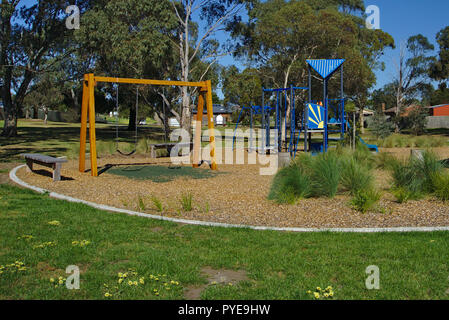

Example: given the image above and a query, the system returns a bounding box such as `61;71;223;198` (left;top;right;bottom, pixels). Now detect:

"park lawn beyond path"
0;184;449;300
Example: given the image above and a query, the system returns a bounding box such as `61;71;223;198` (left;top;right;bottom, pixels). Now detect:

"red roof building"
426;104;449;116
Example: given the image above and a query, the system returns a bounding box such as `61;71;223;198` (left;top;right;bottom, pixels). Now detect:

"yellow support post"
205;80;217;170
78;74;216;177
79;75;89;173
88;73;98;177
193;91;205;168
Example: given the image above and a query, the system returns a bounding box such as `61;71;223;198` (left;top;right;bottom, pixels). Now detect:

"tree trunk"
359;108;365;134
2;101;19;137
180;85;192;135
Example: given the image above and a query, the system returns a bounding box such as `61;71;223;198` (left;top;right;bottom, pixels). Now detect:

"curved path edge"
9;165;449;233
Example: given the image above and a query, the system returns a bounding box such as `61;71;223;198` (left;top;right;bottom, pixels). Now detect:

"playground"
6;59;449;230
10;145;449;229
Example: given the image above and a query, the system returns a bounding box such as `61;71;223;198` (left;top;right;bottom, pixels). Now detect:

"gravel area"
14;149;449;229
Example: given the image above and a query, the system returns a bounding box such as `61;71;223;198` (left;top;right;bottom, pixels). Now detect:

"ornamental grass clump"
389;151;443;197
340;157;374;196
310;152;341;198
432;172;449;202
351;189;382;213
268;165;312;204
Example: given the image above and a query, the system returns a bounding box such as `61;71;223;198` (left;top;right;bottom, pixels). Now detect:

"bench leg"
26;159;33;172
53;163;62;182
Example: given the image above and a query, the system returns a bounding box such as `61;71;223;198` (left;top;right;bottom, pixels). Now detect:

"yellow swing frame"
79;73;217;177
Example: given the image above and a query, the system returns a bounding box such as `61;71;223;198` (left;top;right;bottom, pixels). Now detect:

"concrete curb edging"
9;165;449;233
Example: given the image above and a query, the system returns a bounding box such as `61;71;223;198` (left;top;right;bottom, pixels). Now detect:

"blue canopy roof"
306;59;345;79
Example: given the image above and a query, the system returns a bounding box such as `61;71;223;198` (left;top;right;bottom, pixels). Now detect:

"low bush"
351;189;382;213
388;150;443;197
391;187;422;204
268;165;312;204
432;172;449;201
340;158;374;195
310;152;341;198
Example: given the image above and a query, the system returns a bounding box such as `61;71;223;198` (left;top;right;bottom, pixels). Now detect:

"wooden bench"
22;154;68;181
149;143;193;158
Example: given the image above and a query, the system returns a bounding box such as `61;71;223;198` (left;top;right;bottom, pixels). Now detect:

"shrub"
414;151;443;192
404;106;428;136
310;152;341;198
369;112;394;139
389;151;442;195
268;165;312;204
391;187;422;204
351;189;381;213
432;172;449;201
340;158;374;195
389;158;423;194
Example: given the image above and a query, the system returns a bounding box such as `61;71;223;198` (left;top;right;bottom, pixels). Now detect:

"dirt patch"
150;227;164;233
0;162;18;185
184;266;249;300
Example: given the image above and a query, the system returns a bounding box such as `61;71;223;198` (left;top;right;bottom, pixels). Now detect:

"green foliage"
340;158;374;196
432;172;449;201
404;106;428;136
310;152;341;198
268;165;312;204
391;187;421;204
369;111;394;139
137;195;146;212
389;151;443;196
351;189;382;213
150;196;164;212
180;193;193;212
430;26;449;81
377;134;447;148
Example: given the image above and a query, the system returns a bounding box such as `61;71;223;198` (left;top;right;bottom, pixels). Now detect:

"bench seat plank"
22;154;67;181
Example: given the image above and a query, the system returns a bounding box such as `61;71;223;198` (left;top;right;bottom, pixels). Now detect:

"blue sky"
18;0;449;93
213;0;449;92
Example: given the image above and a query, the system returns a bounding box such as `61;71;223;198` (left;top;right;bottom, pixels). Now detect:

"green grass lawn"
1;183;449;300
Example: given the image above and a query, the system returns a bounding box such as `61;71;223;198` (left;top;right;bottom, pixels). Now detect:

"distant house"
384;105;420;117
192;104;234;126
426;104;449;116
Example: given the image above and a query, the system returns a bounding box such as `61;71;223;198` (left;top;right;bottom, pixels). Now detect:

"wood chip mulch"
14;148;449;229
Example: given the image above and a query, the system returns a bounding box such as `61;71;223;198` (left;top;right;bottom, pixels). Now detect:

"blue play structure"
233;59;353;156
359;137;379;153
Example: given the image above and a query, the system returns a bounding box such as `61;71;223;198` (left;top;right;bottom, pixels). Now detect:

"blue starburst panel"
307;103;325;130
306;59;345;79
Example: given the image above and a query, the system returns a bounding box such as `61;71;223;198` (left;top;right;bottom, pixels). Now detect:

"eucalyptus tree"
169;0;253;134
392;35;434;132
233;0;393;138
0;0;89;136
430;26;449;84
